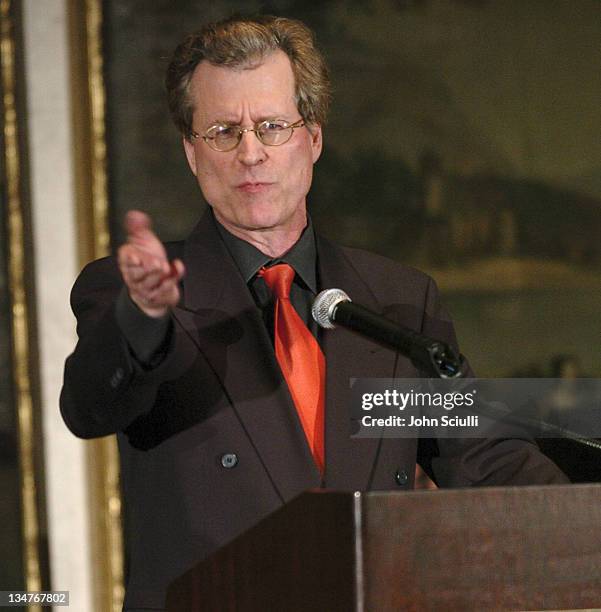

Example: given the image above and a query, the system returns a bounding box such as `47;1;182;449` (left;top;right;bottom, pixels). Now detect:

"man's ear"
309;124;323;164
183;136;198;176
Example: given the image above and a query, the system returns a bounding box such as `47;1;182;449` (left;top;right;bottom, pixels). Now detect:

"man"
60;15;567;610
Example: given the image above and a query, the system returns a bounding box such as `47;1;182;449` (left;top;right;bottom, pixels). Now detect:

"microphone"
312;288;465;378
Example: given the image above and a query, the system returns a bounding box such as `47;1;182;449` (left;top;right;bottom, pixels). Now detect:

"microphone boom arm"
332;301;465;379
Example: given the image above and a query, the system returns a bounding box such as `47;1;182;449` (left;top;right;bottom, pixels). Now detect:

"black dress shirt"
215;213;319;341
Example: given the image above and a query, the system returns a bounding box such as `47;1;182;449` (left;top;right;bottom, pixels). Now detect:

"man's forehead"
191;56;265;87
199;53;265;75
189;51;298;122
191;50;293;86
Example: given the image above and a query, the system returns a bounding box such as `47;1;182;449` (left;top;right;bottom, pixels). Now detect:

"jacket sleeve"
59;256;197;439
417;276;569;486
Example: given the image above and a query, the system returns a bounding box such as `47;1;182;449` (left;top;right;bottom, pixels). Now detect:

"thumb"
125;210;165;254
125;210;153;239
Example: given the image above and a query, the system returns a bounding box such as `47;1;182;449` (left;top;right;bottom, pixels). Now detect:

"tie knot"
260;263;295;299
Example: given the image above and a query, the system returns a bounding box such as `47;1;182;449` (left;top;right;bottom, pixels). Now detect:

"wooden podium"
166;485;601;611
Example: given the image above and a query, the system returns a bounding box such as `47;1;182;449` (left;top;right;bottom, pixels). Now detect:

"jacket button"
395;469;408;486
110;368;125;389
221;453;238;469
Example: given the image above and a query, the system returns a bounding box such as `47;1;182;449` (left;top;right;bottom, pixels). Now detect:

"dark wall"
103;0;601;377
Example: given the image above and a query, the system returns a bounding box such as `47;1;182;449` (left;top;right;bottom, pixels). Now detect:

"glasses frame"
192;118;305;152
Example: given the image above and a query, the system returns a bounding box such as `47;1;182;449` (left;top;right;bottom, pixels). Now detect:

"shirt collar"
213;210;317;293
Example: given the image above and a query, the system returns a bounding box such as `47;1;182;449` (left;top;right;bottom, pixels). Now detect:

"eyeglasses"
192;118;305;152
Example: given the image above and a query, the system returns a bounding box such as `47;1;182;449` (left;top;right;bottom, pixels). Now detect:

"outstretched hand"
117;210;185;318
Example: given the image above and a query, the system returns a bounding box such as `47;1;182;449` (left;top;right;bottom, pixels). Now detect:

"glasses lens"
206;125;240;151
258;120;293;146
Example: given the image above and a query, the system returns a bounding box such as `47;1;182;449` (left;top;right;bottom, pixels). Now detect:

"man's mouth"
236;182;273;193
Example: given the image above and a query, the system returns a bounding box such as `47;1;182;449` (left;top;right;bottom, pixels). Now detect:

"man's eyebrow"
208;117;240;126
208;114;289;126
254;113;292;121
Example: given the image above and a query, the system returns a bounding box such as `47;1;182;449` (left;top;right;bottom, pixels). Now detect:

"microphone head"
312;288;351;329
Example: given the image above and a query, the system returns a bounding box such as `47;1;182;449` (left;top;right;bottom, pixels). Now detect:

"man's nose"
236;130;266;166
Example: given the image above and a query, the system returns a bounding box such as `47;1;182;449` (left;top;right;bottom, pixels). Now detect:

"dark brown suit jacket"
60;211;567;610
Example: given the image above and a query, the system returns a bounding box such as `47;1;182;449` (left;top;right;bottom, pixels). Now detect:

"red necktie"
260;264;325;472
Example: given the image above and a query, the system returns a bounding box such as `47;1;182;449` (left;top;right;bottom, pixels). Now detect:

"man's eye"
215;126;238;138
263;121;286;131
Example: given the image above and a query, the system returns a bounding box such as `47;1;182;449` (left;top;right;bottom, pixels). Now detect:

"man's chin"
216;207;304;234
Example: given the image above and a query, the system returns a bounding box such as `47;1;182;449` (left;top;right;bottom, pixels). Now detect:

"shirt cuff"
115;286;172;365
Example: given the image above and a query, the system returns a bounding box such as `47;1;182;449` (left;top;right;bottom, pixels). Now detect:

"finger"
146;258;182;282
125;251;169;274
123;267;147;284
118;244;166;272
118;244;142;268
147;281;180;307
120;252;164;282
131;260;181;296
137;255;169;275
118;251;145;289
136;268;169;293
169;259;186;280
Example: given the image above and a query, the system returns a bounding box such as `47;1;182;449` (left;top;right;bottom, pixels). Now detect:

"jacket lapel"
317;236;398;490
172;212;320;503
